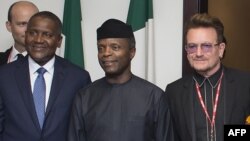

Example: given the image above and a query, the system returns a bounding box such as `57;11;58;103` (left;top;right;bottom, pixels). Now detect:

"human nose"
33;34;43;43
195;46;204;56
103;47;112;56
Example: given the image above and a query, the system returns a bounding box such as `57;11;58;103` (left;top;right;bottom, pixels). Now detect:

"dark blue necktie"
17;54;24;60
33;67;46;128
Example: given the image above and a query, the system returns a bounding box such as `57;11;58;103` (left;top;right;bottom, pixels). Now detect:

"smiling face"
25;16;62;66
186;27;225;77
97;38;135;78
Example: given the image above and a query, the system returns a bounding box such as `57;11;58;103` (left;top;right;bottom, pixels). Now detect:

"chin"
105;69;120;76
102;66;115;73
105;70;116;75
195;67;211;74
192;65;209;72
30;55;44;61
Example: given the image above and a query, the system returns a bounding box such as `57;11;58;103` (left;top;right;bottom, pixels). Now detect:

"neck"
14;43;26;53
106;71;132;84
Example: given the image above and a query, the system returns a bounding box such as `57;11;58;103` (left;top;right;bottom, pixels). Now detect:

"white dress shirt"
29;56;55;110
8;46;27;63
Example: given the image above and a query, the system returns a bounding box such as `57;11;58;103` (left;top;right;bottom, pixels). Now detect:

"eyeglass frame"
185;42;221;54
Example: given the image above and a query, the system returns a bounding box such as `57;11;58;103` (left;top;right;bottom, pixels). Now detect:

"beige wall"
209;0;250;72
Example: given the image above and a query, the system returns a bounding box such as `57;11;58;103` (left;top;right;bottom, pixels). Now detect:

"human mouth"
193;57;207;61
32;45;46;51
102;60;116;66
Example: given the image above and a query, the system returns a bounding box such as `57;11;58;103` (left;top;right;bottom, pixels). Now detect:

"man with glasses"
165;13;250;141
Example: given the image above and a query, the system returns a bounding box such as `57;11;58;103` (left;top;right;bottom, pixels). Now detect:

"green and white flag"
62;0;84;68
127;0;155;83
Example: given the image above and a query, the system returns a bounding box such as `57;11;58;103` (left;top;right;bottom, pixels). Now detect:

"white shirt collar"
9;46;27;63
28;56;55;75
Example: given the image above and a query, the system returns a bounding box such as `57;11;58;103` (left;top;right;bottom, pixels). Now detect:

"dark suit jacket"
0;47;12;65
0;55;91;141
165;67;250;141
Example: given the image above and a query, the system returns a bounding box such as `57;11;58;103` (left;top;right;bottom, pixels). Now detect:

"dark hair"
184;13;226;44
28;11;62;35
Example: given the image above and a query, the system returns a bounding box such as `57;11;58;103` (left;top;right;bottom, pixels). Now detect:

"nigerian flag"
127;0;155;83
62;0;84;68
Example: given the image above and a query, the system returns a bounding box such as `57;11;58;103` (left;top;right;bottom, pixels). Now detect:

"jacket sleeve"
68;92;87;141
0;92;4;141
155;92;175;141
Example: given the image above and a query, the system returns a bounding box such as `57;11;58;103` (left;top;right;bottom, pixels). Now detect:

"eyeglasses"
185;43;220;54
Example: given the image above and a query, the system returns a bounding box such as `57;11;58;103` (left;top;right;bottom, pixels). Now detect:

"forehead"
187;27;217;43
28;17;56;30
98;38;129;45
11;3;38;19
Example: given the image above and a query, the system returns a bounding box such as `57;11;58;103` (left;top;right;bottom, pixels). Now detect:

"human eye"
201;43;213;51
111;45;120;51
97;45;104;52
201;43;212;48
27;30;36;36
17;22;28;27
186;43;198;51
43;32;53;38
185;43;198;54
186;43;197;49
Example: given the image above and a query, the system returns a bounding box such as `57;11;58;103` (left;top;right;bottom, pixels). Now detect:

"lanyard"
195;72;224;140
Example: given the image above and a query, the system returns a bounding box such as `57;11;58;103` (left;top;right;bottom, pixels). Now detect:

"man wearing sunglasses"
165;13;250;141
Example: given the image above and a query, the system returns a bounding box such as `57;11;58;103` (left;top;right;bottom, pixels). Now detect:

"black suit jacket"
0;47;12;65
0;55;91;141
165;67;250;141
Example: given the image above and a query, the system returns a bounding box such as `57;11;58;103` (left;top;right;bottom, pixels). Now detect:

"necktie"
17;54;24;60
33;67;46;128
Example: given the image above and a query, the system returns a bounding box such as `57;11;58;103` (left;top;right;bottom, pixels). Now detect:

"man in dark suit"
0;1;39;65
0;11;91;141
165;13;250;141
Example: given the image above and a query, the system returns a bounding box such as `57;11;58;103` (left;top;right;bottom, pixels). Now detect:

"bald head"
6;1;39;52
8;1;39;22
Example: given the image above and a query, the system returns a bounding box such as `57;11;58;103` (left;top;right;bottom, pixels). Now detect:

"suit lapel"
223;69;237;124
45;57;66;117
0;47;12;65
14;57;41;130
182;76;197;141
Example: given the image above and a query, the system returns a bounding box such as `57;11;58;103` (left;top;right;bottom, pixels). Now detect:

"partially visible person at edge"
68;18;174;141
165;13;250;141
0;11;91;141
0;1;39;65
